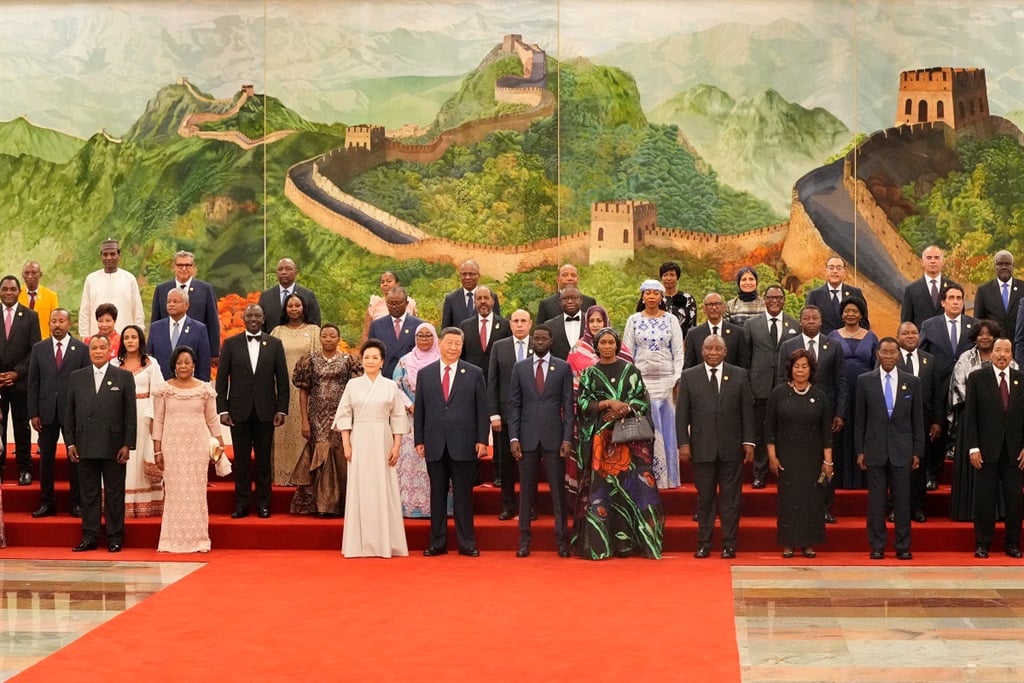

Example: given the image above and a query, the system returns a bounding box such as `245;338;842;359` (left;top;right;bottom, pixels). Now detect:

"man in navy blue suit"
440;259;501;329
507;324;574;557
415;327;489;557
150;251;221;362
147;288;212;381
369;287;424;379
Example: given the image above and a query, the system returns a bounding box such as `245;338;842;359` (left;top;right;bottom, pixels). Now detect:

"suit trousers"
752;398;769;480
426;449;476;550
518;448;567;547
230;410;275;511
78;458;126;544
493;428;517;511
974;445;1024;547
693;458;743;549
924;421;948;483
0;388;32;472
37;423;80;509
867;463;911;552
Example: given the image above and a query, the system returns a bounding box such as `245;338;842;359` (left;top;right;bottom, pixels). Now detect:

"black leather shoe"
493;478;502;488
912;510;927;523
974;545;989;559
802;547;816;559
497;508;515;521
896;550;913;560
108;543;122;553
1006;546;1023;559
72;540;98;552
422;546;448;557
31;506;56;518
869;549;884;560
694;546;711;559
692;513;699;522
256;508;271;519
530;509;538;521
515;545;530;558
70;504;83;518
231;509;249;519
18;471;31;486
925;480;938;491
886;511;895;523
721;547;736;559
751;478;766;489
558;545;572;558
458;547;480;557
824;512;837;524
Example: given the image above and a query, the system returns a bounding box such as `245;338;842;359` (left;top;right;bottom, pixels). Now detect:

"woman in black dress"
766;349;834;558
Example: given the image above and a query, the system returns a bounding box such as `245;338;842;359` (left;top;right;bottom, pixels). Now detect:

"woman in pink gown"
152;346;224;553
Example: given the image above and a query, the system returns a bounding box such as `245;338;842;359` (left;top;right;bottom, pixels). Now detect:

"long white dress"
334;374;409;558
114;357;165;518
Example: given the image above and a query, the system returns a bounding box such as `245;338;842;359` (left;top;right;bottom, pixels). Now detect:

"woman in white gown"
335;338;409;558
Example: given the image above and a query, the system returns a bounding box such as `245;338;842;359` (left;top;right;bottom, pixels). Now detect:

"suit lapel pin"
821;343;828;350
106;380;112;386
459;367;465;374
70;345;76;351
901;384;907;391
725;328;731;334
548;364;555;372
1015;380;1020;386
184;326;190;334
809;397;815;403
723;375;729;381
494;322;500;329
965;323;972;330
262;341;267;346
404;329;410;334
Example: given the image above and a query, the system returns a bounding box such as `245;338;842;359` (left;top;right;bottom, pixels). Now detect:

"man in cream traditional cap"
78;239;145;338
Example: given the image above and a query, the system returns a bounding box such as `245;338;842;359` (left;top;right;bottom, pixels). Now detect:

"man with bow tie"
545;286;585;360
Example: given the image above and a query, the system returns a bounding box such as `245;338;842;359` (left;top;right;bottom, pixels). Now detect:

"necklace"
790;382;810;395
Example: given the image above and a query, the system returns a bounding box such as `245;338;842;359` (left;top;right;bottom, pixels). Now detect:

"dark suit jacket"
805;283;870;334
897;348;943;426
215;332;289;423
369;313;426;379
536;292;596;325
65;364;137;458
0;303;41;390
414;360;489;462
854;368;924;467
918;313;977;385
487;336;534;419
441;289;502;330
544;314;584;361
27;336;90;426
147;316;212;381
962;365;1024;462
740;313;799;400
900;275;960;329
683;321;743;369
676;363;755;463
507;355;574;452
777;335;848;418
459;314;511;382
258;284;322;332
972;277;1024;339
151;279;221;357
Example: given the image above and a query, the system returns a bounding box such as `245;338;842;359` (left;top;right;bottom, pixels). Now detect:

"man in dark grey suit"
150;250;221;361
415;327;489;557
683;292;742;369
216;304;289;518
896;322;944;522
440;259;501;329
507;324;574;558
65;335;137;552
369;287;425;379
677;334;755;559
258;258;322;332
535;264;596;324
855;337;924;560
900;245;959;329
0;274;41;484
804;256;870;334
973;250;1023;339
458;286;510;384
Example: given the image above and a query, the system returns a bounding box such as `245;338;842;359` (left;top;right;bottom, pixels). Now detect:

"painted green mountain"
650;84;850;213
200;93;346;139
0;116;87;164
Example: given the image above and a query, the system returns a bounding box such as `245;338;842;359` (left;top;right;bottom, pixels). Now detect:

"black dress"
765;383;832;547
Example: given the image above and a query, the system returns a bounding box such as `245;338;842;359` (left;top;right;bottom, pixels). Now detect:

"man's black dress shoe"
1005;545;1023;558
530;509;538;521
692;513;699;522
824;512;837;524
886;511;895;523
974;545;989;559
694;546;711;559
256;508;271;519
108;543;122;553
896;549;913;560
70;505;82;518
751;478;766;489
515;545;530;558
558;545;572;558
231;509;249;519
72;540;98;552
493;478;502;488
458;547;480;557
925;480;938;491
912;510;927;523
31;506;56;518
869;549;884;560
18;471;31;486
422;546;448;557
721;547;736;559
497;508;515;521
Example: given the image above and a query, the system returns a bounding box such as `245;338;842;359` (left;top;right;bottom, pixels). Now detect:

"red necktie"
1000;371;1009;411
442;365;451;401
479;318;488;349
55;340;63;370
393;318;402;339
535;358;545;394
3;307;12;339
28;292;36;310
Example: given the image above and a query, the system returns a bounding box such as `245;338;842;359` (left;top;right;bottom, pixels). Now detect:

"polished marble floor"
0;559;203;680
733;566;1024;682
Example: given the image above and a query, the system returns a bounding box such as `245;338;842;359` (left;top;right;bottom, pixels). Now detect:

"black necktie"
712;325;719;336
905;352;914;376
709;367;719;397
769;318;779;347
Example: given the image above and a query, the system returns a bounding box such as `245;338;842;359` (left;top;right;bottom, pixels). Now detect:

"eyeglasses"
174;263;195;269
704;301;724;307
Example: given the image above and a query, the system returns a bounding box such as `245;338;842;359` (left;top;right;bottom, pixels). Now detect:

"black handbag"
610;413;655;444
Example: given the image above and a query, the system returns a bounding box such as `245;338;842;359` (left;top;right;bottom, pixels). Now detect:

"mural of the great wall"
3;2;1024;340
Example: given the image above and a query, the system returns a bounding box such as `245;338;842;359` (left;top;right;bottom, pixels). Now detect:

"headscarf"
578;306;633;362
735;266;760;303
400;322;439;391
639;278;666;294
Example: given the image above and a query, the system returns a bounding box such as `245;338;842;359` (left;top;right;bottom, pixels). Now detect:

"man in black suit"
65;335;137;552
896;322;944;522
415;327;489;557
147;288;212;381
855;337;924;560
536;263;597;323
740;284;800;488
216;304;289;518
962;337;1024;558
28;308;90;517
919;284;976;489
458;286;510;383
258;258;322;332
973;250;1023;339
507;324;574;558
150;250;221;361
368;287;425;379
440;259;501;329
804;256;870;334
677;334;755;559
544;286;585;360
683;292;742;369
488;309;534;518
900;245;960;329
0;274;42;484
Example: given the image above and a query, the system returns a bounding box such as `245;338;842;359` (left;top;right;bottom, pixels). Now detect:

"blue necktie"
949;319;958;353
884;373;894;418
1002;282;1010;312
516;340;525;362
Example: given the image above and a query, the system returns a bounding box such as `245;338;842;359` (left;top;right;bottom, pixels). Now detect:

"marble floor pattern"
0;559;203;680
733;566;1024;682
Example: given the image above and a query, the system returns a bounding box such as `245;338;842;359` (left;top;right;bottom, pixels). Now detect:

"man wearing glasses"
805;256;870;335
150;250;221;362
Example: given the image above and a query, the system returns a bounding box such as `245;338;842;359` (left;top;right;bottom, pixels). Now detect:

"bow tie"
565;315;580;322
247;334;260;342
